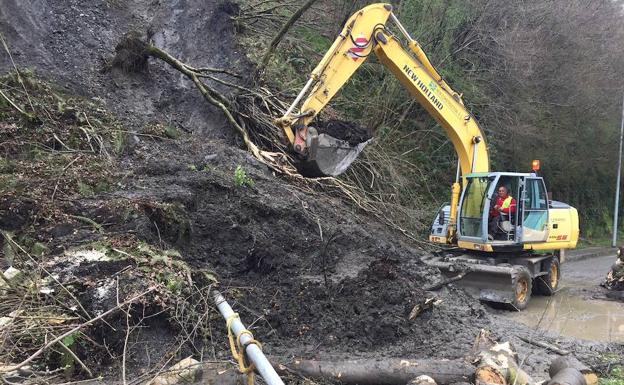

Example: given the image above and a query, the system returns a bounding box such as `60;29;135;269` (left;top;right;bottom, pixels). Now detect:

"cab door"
520;177;549;243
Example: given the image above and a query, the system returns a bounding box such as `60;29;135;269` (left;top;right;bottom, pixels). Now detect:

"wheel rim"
516;279;529;303
550;263;559;289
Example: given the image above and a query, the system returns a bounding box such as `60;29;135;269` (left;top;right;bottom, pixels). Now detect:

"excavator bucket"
423;254;520;306
295;128;371;177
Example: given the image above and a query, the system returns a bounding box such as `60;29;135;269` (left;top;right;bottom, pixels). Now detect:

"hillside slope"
0;1;621;384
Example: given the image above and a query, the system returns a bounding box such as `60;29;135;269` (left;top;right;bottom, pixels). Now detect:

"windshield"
460;176;491;237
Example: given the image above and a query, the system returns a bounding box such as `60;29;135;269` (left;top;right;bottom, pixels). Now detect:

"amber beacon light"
531;159;540;172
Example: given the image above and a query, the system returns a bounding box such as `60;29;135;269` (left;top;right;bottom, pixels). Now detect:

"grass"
577;232;624;249
600;366;624;385
234;165;254;187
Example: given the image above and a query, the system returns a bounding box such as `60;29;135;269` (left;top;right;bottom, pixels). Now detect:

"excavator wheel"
534;257;560;296
509;266;532;311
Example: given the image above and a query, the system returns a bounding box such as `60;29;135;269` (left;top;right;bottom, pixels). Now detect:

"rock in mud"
148;357;201;385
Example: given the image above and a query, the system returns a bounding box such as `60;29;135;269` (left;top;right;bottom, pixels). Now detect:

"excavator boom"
276;3;489;179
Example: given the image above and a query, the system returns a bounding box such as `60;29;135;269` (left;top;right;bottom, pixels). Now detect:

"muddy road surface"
504;252;624;343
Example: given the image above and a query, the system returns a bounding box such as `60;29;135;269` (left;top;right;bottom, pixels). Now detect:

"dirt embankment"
0;1;622;384
0;0;248;139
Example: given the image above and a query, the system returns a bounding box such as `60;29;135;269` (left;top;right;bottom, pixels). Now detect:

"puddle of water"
506;288;624;342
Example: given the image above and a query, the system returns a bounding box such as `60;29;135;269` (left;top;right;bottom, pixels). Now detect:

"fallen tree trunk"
275;358;474;385
113;34;294;176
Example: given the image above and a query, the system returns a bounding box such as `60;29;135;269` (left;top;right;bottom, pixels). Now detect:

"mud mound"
316;119;373;145
0;0;252;138
224;252;491;359
252;257;430;349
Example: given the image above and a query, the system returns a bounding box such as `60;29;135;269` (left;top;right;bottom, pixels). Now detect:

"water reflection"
506;287;624;342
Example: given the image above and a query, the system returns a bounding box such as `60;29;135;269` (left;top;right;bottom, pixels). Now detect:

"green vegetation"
234;165;254;187
164;125;180;139
600;365;624;385
0;71;124;207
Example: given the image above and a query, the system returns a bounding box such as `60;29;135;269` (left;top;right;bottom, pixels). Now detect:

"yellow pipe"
448;181;461;242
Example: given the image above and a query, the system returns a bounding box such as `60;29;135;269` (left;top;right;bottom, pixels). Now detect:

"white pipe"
213;291;285;385
612;93;624;247
284;76;315;117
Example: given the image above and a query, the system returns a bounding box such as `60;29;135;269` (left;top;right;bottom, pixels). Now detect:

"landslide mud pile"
1;1;621;383
111;127;490;359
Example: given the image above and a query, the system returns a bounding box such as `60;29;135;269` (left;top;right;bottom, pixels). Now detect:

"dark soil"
315;119;373;145
0;1;621;384
0;0;250;140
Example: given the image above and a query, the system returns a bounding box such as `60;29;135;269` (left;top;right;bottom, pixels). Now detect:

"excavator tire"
534;256;560;296
509;266;532;311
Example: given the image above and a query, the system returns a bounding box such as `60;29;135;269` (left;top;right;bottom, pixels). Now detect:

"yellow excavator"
275;3;579;309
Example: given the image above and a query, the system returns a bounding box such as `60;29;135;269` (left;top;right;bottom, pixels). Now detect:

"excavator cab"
456;173;549;250
428;172;579;309
431;172;555;249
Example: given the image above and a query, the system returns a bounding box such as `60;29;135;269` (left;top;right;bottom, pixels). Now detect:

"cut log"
549;356;597;385
275;358;473;385
472;331;533;385
549;356;590;377
474;365;506;385
475;346;533;385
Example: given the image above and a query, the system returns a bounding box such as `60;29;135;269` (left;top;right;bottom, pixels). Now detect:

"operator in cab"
488;186;517;240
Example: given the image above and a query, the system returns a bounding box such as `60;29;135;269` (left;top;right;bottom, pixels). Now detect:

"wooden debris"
473;330;533;385
408;297;441;320
149;357;201;385
275;358;473;385
547;367;587;385
518;336;570;356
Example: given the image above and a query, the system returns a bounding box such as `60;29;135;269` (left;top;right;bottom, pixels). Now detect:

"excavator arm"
276;3;490;241
276;3;489;178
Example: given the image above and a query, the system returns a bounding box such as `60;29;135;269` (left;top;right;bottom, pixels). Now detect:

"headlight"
618;248;622;257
